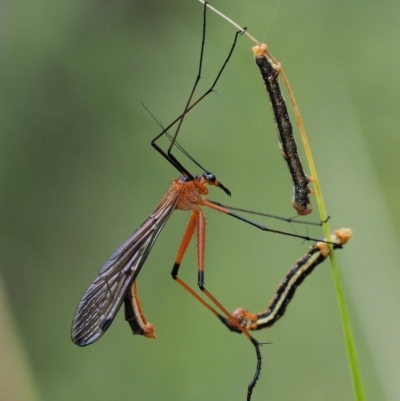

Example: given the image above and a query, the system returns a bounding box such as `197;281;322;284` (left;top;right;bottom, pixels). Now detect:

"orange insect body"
174;176;209;211
71;174;234;346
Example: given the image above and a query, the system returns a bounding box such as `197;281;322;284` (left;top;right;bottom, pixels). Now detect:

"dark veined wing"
71;185;183;346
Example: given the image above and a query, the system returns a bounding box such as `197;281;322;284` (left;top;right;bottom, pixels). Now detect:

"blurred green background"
1;0;399;400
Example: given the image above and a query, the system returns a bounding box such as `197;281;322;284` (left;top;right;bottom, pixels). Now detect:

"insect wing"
71;188;182;346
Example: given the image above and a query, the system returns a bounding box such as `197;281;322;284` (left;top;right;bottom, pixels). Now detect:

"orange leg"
124;280;156;339
171;209;262;400
195;211;258;341
195;211;262;400
171;211;221;317
171;209;257;334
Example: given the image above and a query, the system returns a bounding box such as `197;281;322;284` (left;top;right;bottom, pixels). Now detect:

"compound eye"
203;172;216;183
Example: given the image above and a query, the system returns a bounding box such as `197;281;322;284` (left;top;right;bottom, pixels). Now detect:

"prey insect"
71;3;332;400
217;228;352;332
253;44;312;216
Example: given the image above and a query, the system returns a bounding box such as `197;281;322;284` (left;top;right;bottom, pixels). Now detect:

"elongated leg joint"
171;262;180;279
198;271;205;289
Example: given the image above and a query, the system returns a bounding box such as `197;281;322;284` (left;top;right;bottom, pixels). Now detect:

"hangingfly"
72;174;226;346
71;2;337;400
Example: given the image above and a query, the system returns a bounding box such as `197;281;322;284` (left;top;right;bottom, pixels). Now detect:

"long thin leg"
208;200;325;226
166;2;208;156
151;5;243;179
195;211;262;401
171;211;222;316
151;27;242;175
202;199;333;244
171;210;262;400
124;281;156;339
